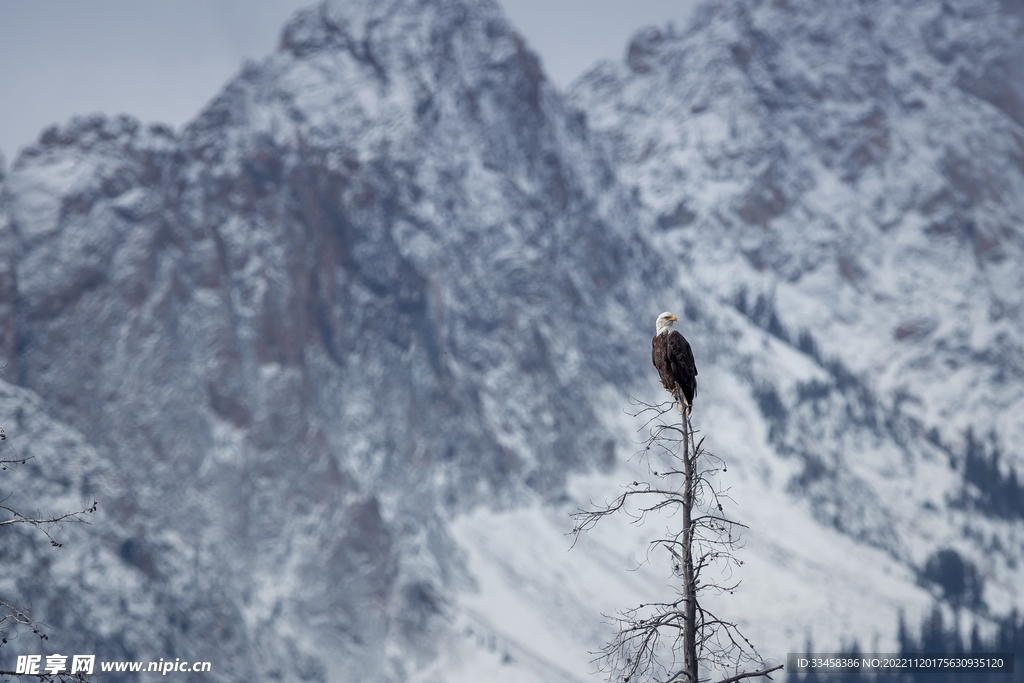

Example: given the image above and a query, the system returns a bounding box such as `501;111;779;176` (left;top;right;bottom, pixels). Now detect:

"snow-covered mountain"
1;0;661;679
570;0;1024;462
1;0;1022;680
569;0;1024;618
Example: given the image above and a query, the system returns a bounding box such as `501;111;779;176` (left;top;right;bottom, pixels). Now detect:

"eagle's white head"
655;311;678;335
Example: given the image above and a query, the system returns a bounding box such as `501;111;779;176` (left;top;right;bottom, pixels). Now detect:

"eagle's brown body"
652;312;698;416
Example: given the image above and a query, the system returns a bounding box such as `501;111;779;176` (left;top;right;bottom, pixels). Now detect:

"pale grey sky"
0;0;697;162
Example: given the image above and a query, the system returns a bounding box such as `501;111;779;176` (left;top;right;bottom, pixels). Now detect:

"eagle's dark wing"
666;330;697;406
653;334;674;391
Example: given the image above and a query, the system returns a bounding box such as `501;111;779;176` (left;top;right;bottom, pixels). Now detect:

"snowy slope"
568;0;1024;631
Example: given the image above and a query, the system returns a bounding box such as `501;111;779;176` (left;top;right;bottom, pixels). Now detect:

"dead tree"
0;416;97;681
572;398;782;683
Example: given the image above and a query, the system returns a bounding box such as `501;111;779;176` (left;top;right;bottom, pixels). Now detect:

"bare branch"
713;664;784;683
0;671;91;683
0;500;97;548
0;456;31;470
572;396;766;683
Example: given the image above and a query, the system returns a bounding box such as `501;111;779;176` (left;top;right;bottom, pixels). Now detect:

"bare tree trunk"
680;409;697;683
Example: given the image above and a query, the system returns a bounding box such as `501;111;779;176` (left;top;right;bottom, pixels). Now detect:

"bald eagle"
652;312;697;416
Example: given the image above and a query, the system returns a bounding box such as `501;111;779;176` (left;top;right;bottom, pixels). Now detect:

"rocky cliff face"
571;0;1024;453
2;0;1024;680
0;155;16;369
570;0;1024;568
1;0;661;679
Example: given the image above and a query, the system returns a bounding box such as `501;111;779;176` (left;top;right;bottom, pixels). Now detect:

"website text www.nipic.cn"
15;654;212;675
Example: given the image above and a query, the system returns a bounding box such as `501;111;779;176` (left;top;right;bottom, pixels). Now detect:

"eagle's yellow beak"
669;315;678;322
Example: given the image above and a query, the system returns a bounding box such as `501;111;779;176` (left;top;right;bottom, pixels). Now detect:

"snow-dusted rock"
570;0;1024;629
2;0;658;680
2;0;1022;680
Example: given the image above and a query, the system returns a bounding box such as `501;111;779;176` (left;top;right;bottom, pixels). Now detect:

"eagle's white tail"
674;389;692;417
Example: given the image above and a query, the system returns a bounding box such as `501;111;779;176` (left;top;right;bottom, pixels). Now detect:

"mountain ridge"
1;0;1022;680
569;0;1024;553
1;0;668;679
